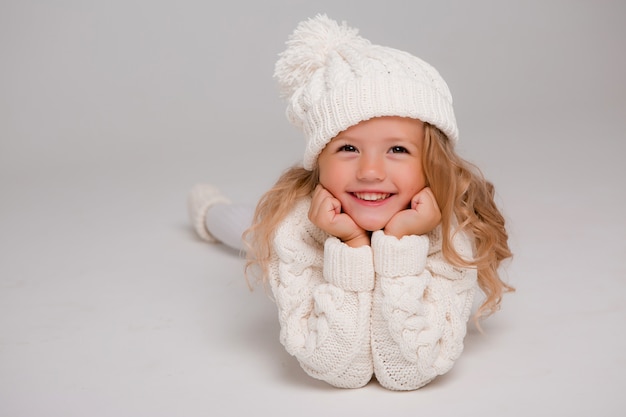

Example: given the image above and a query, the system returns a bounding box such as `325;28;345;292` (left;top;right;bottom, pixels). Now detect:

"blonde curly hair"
243;122;513;320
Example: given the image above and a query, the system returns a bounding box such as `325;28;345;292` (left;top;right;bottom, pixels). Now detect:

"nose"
357;154;386;181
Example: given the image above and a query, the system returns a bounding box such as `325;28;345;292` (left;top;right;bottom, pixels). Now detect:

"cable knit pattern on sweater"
370;229;476;390
269;197;477;390
270;198;374;388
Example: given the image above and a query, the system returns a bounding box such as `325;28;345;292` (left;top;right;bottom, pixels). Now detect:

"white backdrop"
1;1;625;416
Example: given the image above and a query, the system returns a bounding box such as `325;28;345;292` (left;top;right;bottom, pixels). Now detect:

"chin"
356;219;389;233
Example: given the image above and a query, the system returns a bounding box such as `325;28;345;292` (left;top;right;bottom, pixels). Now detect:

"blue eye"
390;146;409;153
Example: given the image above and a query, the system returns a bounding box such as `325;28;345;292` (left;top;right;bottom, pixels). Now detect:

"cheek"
318;161;344;190
318;168;331;189
401;165;427;193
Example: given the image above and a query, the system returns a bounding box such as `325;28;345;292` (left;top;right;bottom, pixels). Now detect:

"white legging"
205;202;255;253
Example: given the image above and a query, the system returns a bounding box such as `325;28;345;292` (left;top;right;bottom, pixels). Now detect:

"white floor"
2;1;625;416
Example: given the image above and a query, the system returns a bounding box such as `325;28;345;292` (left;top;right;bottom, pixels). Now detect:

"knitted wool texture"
269;199;477;390
274;14;458;170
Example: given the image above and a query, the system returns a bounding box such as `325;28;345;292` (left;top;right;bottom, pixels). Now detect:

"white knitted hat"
275;14;458;170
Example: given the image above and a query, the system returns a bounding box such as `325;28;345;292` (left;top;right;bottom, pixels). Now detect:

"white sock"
205;203;254;253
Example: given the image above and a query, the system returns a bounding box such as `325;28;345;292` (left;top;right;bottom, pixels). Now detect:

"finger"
309;185;327;220
312;184;324;203
330;197;342;215
314;186;341;216
318;193;341;221
422;187;441;212
411;189;427;210
411;194;420;210
414;187;435;206
421;186;434;201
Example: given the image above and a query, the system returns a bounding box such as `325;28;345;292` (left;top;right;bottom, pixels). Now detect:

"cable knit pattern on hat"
268;198;477;390
274;14;458;170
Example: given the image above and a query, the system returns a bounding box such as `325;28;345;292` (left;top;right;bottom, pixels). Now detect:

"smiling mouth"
352;192;391;201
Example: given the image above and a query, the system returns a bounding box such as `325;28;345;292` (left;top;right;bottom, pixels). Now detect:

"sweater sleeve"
268;202;375;388
370;228;477;391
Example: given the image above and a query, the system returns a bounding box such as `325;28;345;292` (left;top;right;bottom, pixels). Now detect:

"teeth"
354;193;390;201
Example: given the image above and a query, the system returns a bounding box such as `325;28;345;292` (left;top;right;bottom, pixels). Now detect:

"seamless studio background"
1;0;625;416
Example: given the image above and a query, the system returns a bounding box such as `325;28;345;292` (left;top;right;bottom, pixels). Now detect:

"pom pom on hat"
275;15;368;104
275;14;459;170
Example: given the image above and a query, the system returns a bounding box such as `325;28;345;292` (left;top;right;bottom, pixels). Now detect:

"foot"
187;184;231;242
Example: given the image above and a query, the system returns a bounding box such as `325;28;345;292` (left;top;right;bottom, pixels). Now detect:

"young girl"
188;14;513;391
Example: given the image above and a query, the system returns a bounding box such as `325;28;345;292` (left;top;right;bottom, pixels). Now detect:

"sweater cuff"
372;230;429;278
323;237;375;292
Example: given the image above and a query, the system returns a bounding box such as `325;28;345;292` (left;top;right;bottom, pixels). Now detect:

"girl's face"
317;116;427;232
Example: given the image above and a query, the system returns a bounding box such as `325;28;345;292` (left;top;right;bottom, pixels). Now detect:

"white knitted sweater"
268;197;477;390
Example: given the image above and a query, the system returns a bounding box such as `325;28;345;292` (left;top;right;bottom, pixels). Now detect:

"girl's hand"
384;187;441;239
309;185;370;247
